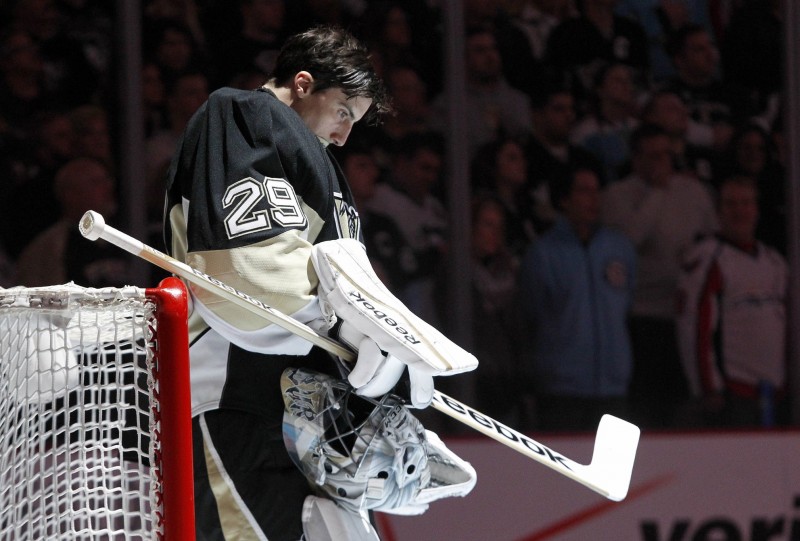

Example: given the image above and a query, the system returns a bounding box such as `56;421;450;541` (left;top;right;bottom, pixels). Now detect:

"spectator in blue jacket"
518;166;636;431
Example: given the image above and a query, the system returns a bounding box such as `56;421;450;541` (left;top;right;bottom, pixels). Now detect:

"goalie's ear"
294;71;315;98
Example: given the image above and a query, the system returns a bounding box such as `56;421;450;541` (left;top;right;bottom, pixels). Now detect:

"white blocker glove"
310;239;478;408
331;317;436;407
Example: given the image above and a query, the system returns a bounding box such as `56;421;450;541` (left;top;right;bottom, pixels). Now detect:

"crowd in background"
0;0;790;433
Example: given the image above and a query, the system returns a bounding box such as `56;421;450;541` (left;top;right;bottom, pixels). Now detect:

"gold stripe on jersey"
180;202;325;333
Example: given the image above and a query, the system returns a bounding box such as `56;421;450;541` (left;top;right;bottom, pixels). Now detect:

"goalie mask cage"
0;277;194;540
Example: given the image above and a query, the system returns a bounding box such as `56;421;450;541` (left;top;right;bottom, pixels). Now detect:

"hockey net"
0;278;194;540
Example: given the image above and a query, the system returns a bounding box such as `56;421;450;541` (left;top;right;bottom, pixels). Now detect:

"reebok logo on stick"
433;393;572;470
347;290;421;345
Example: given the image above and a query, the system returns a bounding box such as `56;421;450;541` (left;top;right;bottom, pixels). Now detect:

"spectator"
143;0;207;51
351;63;435;169
57;0;114;94
356;2;425;77
209;0;289;88
143;17;204;83
571;62;639;183
639;89;716;184
602;123;717;428
471;135;537;257
718;122;786;253
430;26;532;158
519;166;636;431
0;28;55;142
0;110;75;258
510;0;577;62
464;0;544;96
382;63;433;140
721;0;783;120
545;0;649;114
470;195;524;426
69;103;113;166
676;175;788;427
523;81;602;234
659;23;754;154
11;0;102;107
329;137;411;293
365;132;448;326
145;69;209;220
142;61;167;137
12;109;75;190
15;157;127;287
615;0;712;83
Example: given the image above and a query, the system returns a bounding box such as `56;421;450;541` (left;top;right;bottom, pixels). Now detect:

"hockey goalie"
166;222;479;539
161;24;478;539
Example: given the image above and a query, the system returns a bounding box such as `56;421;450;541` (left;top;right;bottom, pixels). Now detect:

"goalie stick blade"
430;393;640;501
78;211;642;501
584;414;640;501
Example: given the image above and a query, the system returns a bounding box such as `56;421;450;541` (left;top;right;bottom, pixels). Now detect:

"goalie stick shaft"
78;211;350;358
79;210;640;501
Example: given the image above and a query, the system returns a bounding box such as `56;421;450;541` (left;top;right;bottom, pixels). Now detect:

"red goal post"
0;277;194;540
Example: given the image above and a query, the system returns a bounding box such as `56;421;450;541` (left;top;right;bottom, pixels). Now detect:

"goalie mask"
280;367;476;515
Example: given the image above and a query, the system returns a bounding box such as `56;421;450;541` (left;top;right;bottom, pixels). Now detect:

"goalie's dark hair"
270;25;392;125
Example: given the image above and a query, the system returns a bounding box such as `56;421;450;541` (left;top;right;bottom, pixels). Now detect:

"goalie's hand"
333;320;434;408
311;238;478;408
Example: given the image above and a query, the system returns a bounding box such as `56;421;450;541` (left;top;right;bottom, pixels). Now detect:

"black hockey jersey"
164;87;361;428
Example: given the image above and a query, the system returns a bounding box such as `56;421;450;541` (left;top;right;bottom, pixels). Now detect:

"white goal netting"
0;283;178;540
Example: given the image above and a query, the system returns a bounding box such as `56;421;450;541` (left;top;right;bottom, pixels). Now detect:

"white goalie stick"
79;210;640;501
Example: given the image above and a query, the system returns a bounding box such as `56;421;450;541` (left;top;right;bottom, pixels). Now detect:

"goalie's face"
292;72;372;147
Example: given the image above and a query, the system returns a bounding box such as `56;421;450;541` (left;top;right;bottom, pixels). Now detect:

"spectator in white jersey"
676;175;788;427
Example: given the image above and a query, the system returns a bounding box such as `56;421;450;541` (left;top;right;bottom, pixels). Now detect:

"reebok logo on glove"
348;290;421;345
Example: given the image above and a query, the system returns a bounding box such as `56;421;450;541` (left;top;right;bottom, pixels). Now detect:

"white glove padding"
335;318;434;407
311;239;478;405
